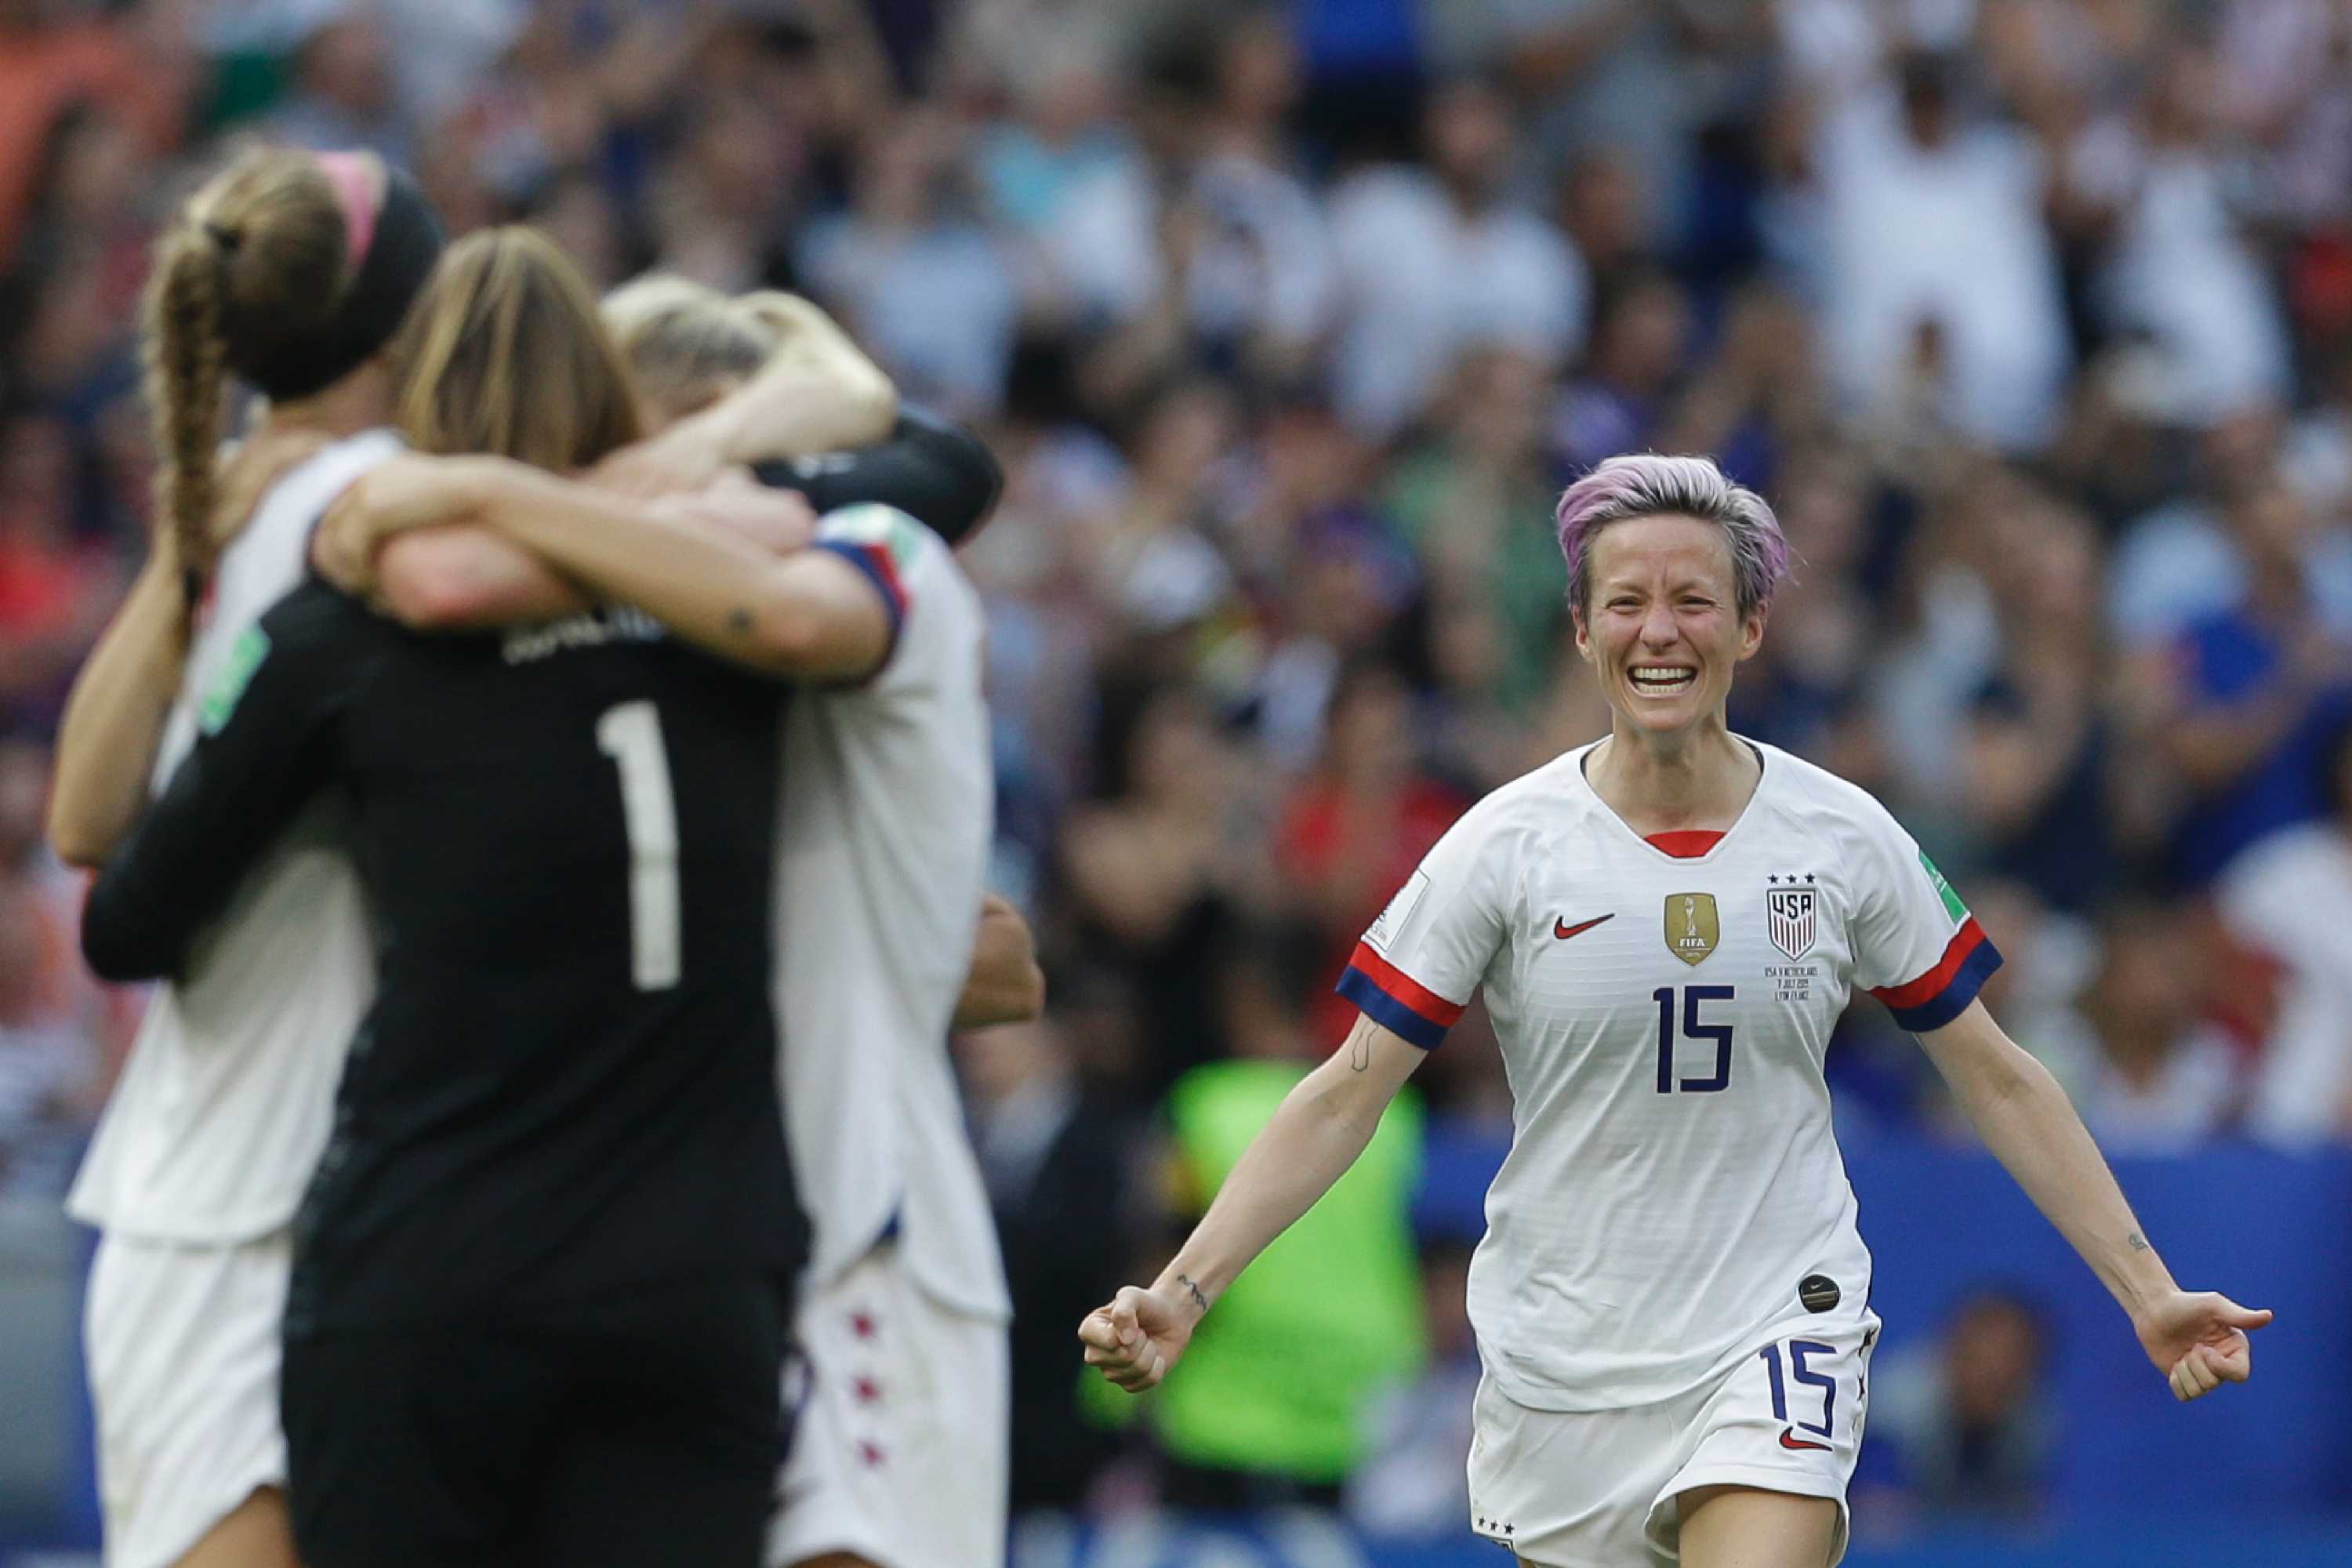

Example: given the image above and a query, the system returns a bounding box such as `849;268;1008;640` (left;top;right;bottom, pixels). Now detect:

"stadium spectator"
1144;942;1425;1510
1327;76;1585;437
0;731;103;1186
265;5;416;168
2137;477;2352;885
801;112;1022;416
2216;717;2352;1145
1276;663;1467;1047
1342;1240;1479;1541
1865;1291;2057;1523
963;1011;1133;1512
1062;684;1265;1101
0;412;115;732
1549;264;1691;475
1958;493;2119;915
1810;50;2073;452
2071;901;2245;1152
974;22;1163;332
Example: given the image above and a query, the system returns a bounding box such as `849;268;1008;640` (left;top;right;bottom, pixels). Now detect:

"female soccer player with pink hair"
1082;452;2269;1568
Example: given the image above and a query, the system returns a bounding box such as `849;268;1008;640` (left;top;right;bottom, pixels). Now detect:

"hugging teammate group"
58;147;1033;1568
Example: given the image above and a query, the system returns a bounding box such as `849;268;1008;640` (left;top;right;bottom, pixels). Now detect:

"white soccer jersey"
1339;740;1998;1411
775;504;1010;1319
67;431;401;1243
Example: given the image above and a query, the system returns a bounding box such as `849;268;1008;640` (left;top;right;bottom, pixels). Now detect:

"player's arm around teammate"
1080;1011;1425;1387
1912;998;2270;1400
590;287;898;498
339;285;906;628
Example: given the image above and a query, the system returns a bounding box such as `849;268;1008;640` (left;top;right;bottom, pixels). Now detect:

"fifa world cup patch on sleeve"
199;626;271;735
1366;869;1430;954
1917;848;1969;925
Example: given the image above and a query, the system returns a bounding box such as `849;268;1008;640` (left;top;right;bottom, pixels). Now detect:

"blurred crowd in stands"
4;0;2352;1542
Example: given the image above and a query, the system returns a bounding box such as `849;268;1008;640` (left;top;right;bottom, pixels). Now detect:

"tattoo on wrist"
1175;1272;1211;1316
2127;1231;2151;1254
727;608;753;637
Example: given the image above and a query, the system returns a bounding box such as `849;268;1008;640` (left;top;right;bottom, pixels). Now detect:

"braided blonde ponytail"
138;149;350;637
140;215;230;637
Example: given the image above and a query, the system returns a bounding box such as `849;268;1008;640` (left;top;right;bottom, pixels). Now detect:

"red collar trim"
1645;829;1726;858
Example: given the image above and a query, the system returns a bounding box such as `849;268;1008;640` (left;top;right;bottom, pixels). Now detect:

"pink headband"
314;151;379;269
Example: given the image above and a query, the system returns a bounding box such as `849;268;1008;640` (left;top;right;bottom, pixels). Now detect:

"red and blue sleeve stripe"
1867;916;2002;1033
1335;941;1466;1050
815;539;909;677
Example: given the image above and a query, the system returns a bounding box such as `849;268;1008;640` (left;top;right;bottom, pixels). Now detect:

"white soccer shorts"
85;1229;293;1568
1468;1308;1878;1566
768;1242;1010;1568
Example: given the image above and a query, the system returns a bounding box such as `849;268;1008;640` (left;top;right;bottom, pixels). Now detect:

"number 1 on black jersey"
596;700;682;990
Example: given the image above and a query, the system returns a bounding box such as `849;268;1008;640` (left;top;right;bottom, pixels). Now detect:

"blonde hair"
395;227;643;471
141;149;350;630
601;274;792;422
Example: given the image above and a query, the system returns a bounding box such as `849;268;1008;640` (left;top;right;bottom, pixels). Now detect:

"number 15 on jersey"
1654;985;1735;1094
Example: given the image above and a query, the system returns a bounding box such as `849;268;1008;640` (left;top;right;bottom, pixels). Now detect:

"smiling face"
1573;513;1764;739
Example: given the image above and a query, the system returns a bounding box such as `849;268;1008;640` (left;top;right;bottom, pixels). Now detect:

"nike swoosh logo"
1553;913;1616;941
1779;1429;1831;1452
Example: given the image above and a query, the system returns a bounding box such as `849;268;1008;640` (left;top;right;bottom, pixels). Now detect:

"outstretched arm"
1916;1000;2272;1400
593;293;898;498
1080;1014;1425;1391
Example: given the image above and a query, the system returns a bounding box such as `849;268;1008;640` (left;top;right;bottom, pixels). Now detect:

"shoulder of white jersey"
228;428;408;572
1753;742;1909;854
1483;744;1598;822
1759;741;2003;1026
252;429;408;533
1410;747;1591;866
1421;746;1611;874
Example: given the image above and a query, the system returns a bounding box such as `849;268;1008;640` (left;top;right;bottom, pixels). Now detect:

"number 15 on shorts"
1759;1341;1840;1450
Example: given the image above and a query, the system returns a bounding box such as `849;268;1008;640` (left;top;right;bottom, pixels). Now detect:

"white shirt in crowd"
1327;166;1586;437
2216;822;2352;1145
1813;88;2072;452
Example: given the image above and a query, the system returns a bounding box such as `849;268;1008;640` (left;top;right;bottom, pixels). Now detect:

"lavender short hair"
1555;453;1790;620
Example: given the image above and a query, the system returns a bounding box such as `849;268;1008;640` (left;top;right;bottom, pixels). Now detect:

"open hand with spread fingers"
2135;1290;2272;1402
1079;1284;1195;1394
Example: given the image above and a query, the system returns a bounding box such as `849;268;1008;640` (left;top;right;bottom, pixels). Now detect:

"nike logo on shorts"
1779;1428;1832;1452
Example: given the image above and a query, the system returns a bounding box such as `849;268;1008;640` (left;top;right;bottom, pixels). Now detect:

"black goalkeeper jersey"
85;586;802;1330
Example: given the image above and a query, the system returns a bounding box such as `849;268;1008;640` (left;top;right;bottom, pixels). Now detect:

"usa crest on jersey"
1766;885;1817;960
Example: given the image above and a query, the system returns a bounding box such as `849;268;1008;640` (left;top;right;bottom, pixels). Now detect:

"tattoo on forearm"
2127;1231;2151;1253
727;607;753;637
1175;1272;1212;1315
